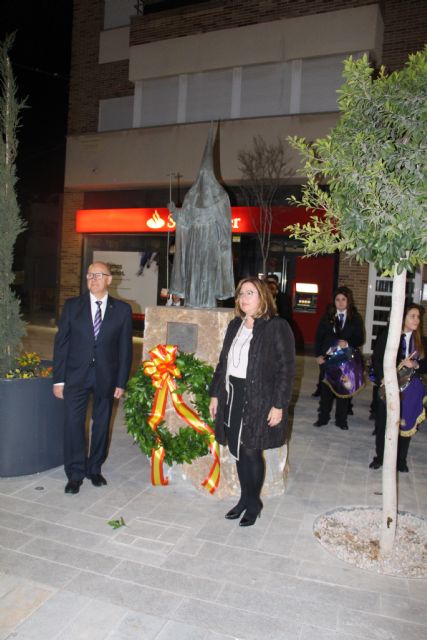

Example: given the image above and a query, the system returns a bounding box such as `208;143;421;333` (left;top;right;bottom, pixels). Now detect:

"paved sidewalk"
1;339;426;639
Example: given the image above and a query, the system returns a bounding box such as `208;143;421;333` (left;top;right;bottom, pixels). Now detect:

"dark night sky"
1;0;73;203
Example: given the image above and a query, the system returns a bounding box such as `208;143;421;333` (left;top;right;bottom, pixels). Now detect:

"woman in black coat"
369;303;426;472
209;277;295;527
314;286;365;430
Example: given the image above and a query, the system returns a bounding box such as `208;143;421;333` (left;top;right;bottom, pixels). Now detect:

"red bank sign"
76;206;318;235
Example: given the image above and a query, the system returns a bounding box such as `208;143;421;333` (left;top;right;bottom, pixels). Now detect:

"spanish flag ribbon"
143;344;220;493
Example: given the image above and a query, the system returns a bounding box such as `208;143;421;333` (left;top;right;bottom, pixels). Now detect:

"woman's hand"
267;407;283;427
209;397;218;420
401;357;419;369
337;340;348;349
316;356;325;365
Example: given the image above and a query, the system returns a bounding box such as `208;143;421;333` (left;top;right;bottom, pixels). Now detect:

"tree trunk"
380;266;406;555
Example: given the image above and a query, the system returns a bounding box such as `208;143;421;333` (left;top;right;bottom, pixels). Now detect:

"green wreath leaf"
124;350;214;467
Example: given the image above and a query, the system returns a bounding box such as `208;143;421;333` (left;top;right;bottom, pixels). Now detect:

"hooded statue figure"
168;126;235;308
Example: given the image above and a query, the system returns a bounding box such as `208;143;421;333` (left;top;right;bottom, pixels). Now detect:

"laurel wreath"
124;351;214;466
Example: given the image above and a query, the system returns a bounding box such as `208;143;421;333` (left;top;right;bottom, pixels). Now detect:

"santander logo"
146;210;166;229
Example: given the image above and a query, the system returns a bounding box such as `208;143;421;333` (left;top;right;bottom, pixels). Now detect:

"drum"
378;365;416;402
323;346;365;398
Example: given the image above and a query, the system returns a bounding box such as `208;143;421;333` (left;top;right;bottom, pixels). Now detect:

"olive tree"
288;49;427;555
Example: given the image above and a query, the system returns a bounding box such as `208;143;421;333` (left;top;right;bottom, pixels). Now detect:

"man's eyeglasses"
86;273;110;280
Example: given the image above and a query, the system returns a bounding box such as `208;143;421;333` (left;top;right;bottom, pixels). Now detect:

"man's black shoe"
313;420;328;427
397;463;409;473
65;479;82;494
89;474;107;487
336;423;349;430
369;458;382;469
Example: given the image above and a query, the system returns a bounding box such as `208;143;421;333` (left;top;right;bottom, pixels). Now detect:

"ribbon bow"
143;344;220;493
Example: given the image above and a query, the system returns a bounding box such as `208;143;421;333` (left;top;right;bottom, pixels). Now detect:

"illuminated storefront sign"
76;206;318;234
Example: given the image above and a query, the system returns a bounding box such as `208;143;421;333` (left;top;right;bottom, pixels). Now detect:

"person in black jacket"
369;303;426;472
209;277;295;527
266;275;293;327
314;286;365;430
53;262;133;494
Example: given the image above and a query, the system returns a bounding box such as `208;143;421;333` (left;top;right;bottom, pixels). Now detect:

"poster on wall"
93;250;159;317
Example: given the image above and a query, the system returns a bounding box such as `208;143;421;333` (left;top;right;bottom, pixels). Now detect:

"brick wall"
68;1;132;135
130;0;378;46
338;255;370;320
58;190;85;310
130;0;426;75
382;0;427;71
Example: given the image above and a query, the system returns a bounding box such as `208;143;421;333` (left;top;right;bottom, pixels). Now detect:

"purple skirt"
400;376;427;437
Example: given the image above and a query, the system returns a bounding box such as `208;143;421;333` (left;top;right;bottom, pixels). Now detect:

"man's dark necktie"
93;301;102;339
400;334;406;360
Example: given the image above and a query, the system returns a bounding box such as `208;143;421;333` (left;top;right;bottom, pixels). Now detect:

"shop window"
98;96;134;132
186;69;233;123
103;52;366;132
300;53;361;114
138;76;180;127
240;62;291;118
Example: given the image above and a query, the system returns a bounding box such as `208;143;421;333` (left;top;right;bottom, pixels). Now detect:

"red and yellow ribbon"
143;344;220;493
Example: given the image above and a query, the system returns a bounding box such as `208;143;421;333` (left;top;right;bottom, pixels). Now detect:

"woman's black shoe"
239;503;263;527
225;504;246;520
397;462;409;472
369;458;382;469
239;510;262;527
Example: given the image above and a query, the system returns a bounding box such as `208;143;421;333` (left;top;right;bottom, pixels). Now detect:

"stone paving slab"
0;350;426;639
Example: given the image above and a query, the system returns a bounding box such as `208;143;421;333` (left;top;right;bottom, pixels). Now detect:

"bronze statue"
169;126;235;308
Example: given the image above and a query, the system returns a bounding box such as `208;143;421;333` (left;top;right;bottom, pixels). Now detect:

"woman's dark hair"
402;303;425;358
234;277;277;319
327;286;357;322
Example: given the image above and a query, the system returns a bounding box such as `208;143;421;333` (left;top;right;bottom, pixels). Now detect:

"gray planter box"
0;376;64;477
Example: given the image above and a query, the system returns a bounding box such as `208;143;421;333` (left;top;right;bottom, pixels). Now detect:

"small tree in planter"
288;49;427;556
0;37;63;478
0;34;26;375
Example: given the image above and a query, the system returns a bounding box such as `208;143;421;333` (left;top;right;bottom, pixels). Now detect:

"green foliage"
0;34;27;375
124;351;213;466
287;49;427;275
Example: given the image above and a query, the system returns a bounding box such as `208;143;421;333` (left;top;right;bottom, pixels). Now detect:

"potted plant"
0;36;63;477
0;353;64;476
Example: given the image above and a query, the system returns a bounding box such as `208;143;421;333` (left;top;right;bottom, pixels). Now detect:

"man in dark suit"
53;261;133;494
266;275;293;326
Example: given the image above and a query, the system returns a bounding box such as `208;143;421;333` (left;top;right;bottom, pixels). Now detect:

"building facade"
60;0;427;348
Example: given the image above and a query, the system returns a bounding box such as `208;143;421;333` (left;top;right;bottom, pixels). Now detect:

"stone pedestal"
143;305;233;367
142;306;288;498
